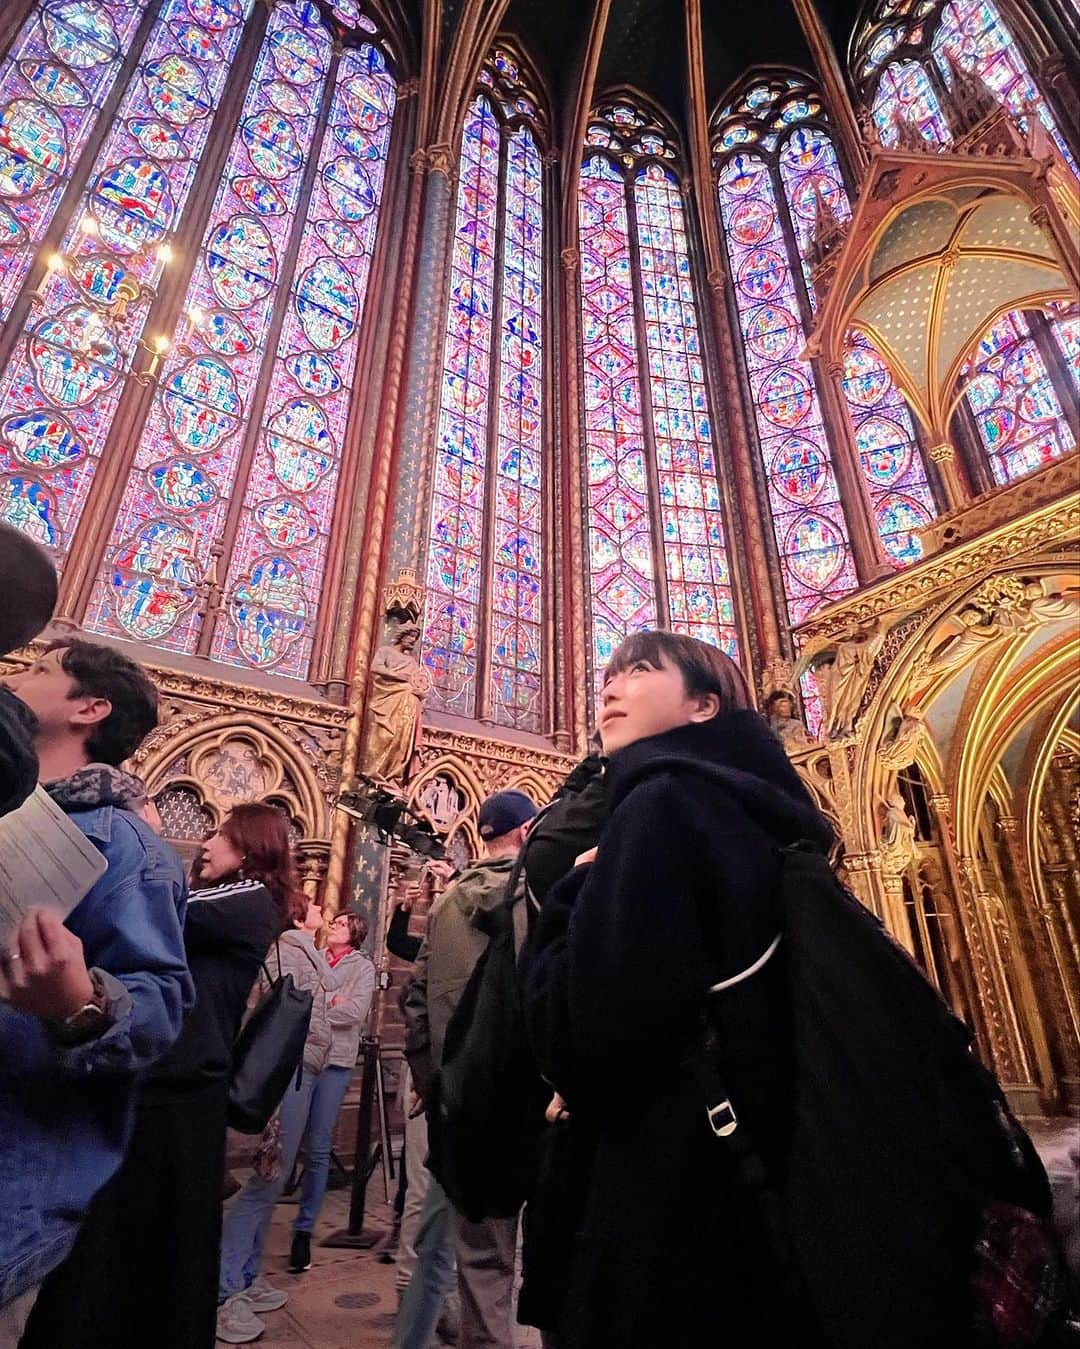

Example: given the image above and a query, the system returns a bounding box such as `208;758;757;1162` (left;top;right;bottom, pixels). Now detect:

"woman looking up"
524;631;832;1349
216;894;338;1342
286;910;375;1274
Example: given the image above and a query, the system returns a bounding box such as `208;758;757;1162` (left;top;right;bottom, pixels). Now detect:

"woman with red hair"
23;801;303;1349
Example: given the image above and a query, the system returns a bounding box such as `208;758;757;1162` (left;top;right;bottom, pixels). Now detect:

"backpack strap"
709;932;782;992
259;936;284;987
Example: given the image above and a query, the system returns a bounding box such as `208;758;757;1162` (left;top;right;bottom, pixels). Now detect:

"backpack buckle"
707;1100;738;1137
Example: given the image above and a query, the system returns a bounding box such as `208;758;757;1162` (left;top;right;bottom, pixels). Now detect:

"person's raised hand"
1;909;94;1021
545;1092;570;1125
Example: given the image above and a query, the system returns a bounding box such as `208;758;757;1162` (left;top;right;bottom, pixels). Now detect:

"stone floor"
223;1169;541;1349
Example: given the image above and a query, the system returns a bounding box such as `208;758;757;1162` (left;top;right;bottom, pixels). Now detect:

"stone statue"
879;789;917;878
815;621;885;740
366;624;431;784
878;703;926;769
919;579;1080;682
764;689;814;751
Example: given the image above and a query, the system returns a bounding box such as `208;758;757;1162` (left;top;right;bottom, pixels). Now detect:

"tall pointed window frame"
420;45;549;732
577;97;740;690
711;74;939;632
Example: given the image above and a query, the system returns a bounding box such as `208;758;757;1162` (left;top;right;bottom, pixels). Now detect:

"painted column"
560;245;590;746
392;148;457;578
819;360;895;584
323;148;455;915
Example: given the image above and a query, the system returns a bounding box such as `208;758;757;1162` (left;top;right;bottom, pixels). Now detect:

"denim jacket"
0;803;192;1306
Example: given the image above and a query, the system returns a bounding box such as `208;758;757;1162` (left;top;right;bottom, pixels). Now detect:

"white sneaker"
245;1276;289;1312
216;1294;265;1343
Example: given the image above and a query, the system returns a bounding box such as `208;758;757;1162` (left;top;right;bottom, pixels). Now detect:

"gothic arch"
133;712;329;839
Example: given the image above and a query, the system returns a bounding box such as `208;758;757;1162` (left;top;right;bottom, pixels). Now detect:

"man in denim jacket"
0;639;193;1342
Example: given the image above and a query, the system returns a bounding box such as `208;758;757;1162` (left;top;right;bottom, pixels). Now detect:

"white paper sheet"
0;786;107;949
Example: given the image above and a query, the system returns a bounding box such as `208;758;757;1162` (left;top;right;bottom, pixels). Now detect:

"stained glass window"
82;4;397;678
842;333;937;564
633;163;737;653
932;0;1076;171
770;113;937;568
718;150;856;620
579;153;658;676
578;102;738;687
0;0;154;321
213;44;396;677
855;0;1079;486
963;313;1076;484
422;49;547;730
714;82;860;622
0;0;253;563
489;125;544;728
871;60;951;146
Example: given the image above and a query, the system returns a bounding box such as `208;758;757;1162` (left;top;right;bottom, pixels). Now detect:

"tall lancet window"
82;2;397;677
0;0;155;321
0;0;255;566
578;101;738;686
712;76;936;626
855;0;1078;486
421;47;546;730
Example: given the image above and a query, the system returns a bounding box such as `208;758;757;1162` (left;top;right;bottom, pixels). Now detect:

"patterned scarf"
45;764;148;814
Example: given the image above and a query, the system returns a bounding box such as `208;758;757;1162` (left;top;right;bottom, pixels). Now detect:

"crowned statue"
365;622;431;784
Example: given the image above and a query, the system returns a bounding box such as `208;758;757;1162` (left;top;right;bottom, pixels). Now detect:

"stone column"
296;840;331;903
926;441;971;514
323;149;456;916
559;245;591;745
819;360;894;584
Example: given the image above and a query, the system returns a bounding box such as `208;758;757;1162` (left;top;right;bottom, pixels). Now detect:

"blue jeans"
295;1065;353;1235
218;1073;316;1300
393;1174;456;1349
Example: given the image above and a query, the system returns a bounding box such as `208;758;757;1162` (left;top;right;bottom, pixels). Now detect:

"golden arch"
135;713;329;839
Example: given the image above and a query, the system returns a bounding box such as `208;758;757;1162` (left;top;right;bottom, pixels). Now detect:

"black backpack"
228;940;314;1134
425;783;608;1222
426;877;550;1221
636;757;1072;1349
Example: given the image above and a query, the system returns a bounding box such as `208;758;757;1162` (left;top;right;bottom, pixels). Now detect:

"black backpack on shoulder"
636;756;1074;1349
426;877;550;1221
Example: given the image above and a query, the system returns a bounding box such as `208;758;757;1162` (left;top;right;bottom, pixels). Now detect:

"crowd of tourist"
0;520;1076;1349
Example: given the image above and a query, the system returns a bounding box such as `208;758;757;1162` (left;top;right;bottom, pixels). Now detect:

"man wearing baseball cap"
398;789;537;1349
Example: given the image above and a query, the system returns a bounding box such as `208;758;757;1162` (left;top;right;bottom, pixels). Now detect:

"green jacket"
402;855;515;1096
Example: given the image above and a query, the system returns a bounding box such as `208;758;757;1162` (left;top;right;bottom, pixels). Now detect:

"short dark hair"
605;631;753;714
344;912;369;948
46;639;159;766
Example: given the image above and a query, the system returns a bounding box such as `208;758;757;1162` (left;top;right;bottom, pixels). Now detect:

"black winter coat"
524;711;831;1349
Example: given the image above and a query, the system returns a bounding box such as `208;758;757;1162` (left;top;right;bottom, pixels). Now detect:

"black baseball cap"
477;789;537;840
